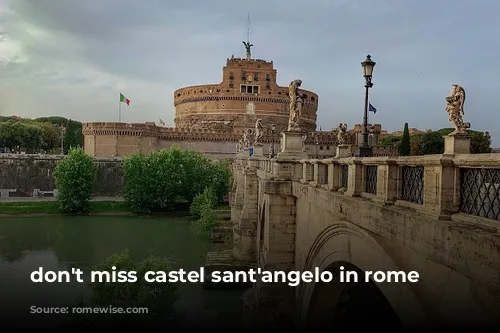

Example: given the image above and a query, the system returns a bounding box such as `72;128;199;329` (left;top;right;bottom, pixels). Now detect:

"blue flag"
369;103;377;114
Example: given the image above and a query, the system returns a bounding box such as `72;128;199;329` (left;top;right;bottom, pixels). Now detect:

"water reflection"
0;214;242;327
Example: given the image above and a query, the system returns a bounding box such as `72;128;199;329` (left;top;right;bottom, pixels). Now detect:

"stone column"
252;178;297;327
233;158;259;262
231;163;246;223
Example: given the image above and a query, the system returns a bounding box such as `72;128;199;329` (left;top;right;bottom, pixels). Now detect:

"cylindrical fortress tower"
173;56;319;134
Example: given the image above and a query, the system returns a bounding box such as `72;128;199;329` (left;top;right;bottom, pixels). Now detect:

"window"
254;73;259;81
241;71;247;80
266;82;270;89
240;85;260;94
266;74;270;81
229;80;234;88
229;72;234;80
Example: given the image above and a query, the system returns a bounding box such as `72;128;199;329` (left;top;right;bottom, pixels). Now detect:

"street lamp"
357;54;376;157
270;124;276;158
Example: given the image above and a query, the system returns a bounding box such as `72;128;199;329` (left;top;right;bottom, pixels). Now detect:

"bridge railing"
298;154;500;223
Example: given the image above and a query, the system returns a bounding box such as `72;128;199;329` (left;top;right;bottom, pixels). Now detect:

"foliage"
189;187;217;218
122;148;228;213
73;249;179;327
417;128;492;155
209;159;231;205
0;116;83;152
380;135;402;147
399;123;411;156
409;134;423;155
470;131;492;153
192;204;221;233
53;147;97;214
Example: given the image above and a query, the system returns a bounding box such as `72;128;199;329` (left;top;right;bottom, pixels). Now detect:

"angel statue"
242;41;253;58
301;133;308;152
288;79;304;131
254;119;263;145
242;128;253;149
445;84;470;135
337;123;348;145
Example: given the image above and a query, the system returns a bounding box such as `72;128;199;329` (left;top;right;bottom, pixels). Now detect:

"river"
0;214;243;328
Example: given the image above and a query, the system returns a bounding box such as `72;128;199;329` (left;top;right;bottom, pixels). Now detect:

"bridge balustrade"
294;154;500;223
236;152;500;222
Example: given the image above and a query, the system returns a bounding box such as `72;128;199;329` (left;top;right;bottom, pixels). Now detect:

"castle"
82;42;394;159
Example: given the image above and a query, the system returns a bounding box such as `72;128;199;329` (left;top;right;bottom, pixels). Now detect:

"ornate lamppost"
356;55;376;157
270;124;276;158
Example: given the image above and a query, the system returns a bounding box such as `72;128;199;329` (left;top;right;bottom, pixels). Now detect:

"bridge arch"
297;221;428;328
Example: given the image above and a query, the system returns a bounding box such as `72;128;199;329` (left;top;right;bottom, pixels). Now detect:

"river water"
0;214;243;328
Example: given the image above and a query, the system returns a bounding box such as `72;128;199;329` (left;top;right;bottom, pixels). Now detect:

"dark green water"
0;214;242;327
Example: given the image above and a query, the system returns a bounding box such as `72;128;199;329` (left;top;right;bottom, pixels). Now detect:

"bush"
53;147;96;214
122;148;230;214
189;187;216;218
210;159;231;205
73;249;179;327
192;204;221;233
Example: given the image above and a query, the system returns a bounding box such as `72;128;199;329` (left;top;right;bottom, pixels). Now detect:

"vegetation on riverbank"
0;200;128;215
0;147;231;222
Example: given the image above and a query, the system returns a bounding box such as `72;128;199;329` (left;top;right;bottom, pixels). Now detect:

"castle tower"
173;40;319;134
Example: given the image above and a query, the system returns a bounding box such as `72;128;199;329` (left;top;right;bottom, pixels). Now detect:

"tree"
37;122;60;151
419;128;491;155
470;131;492;153
421;131;444;155
410;134;423;155
122;148;219;213
0;120;42;150
399;123;411;156
53;147;97;213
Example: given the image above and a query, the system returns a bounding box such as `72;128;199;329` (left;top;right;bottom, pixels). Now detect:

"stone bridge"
227;132;500;329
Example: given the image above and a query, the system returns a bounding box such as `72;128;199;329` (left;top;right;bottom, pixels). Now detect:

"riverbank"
0;198;230;216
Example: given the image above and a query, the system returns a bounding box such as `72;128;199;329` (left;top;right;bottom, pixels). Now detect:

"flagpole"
119;96;121;122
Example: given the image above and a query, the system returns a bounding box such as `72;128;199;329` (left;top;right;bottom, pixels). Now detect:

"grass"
0;200;129;215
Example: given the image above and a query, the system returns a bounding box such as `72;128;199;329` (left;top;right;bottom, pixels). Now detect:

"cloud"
0;0;499;145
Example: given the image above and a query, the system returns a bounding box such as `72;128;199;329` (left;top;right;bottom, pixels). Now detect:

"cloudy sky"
0;0;498;145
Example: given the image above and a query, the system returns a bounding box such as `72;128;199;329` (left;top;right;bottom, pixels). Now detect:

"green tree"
190;187;217;218
421;131;445;155
37;122;60;151
380;135;402;147
419;128;491;155
122;148;217;213
470;131;492;153
209;159;231;204
409;134;423;155
54;147;97;213
73;249;179;327
0;121;43;150
399;123;410;156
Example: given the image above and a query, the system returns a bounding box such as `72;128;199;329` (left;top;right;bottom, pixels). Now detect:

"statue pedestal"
443;134;471;154
253;145;264;156
278;131;306;157
335;144;350;158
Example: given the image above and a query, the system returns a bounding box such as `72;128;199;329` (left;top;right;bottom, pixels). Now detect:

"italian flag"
159;118;166;126
120;93;130;105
